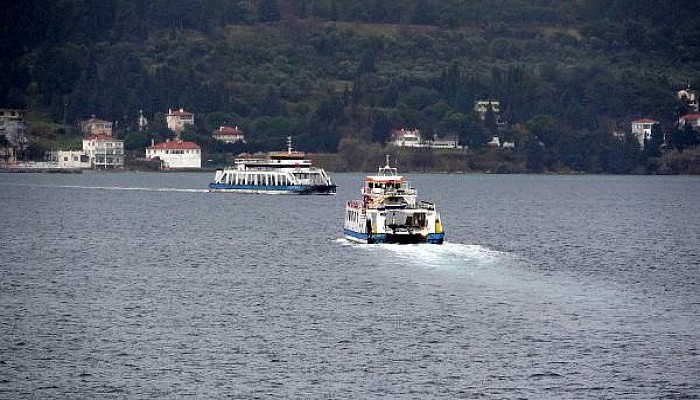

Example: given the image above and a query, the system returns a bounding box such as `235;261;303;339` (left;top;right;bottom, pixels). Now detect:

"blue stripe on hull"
343;229;444;244
343;229;387;244
209;183;335;194
427;233;445;244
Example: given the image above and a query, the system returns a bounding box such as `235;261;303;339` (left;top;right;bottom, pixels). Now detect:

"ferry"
208;137;336;195
344;156;444;244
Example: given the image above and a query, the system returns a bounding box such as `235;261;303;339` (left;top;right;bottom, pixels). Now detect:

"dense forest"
2;0;700;172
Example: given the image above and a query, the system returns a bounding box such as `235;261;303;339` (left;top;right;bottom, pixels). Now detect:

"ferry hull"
209;183;336;195
343;229;444;244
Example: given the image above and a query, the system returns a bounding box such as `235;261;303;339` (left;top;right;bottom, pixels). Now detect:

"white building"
83;135;125;169
47;150;91;169
166;108;195;134
390;129;423;147
631;118;659;147
390;129;465;149
430;136;459;149
146;139;201;169
212;126;245;144
474;100;506;125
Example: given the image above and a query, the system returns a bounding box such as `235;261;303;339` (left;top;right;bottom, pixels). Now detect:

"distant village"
1;86;699;172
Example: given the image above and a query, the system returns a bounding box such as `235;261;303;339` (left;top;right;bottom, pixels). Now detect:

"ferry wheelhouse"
208;138;336;195
343;157;444;244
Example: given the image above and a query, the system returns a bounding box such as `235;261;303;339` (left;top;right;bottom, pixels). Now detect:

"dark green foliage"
644;123;664;158
257;0;281;23
3;0;700;172
670;123;700;153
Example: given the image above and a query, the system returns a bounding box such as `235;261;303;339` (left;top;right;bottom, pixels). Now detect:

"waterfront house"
390;128;423;147
212;126;245;144
679;113;700;131
146;139;201;169
83;135;124;169
631;118;659;147
47;150;91;169
430;135;459;149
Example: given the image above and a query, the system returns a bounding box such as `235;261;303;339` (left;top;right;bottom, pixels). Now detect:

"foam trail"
380;242;509;269
342;239;516;272
3;183;207;193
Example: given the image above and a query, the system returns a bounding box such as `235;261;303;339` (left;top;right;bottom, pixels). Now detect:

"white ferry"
208;138;336;195
344;157;445;244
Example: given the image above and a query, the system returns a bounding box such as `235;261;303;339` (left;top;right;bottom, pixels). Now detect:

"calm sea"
1;171;699;398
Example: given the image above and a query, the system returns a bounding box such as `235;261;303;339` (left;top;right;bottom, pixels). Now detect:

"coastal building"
679;113;700;131
212;126;245;144
486;136;515;149
390;129;465;149
474;100;505;125
47;150;91;169
145;139;201;169
631;118;659;147
430;135;459;149
82;135;124;169
0;108;28;149
166;108;195;134
390;128;423;147
80;116;113;137
474;100;500;119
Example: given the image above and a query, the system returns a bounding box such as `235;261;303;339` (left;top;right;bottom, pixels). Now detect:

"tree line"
2;0;700;172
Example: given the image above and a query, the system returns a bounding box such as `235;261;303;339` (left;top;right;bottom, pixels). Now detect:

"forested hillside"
2;0;700;172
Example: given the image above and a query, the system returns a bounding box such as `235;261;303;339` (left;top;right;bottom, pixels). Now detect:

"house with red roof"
631;118;659;147
166;108;195;134
146;139;201;169
390;128;423;147
212;125;245;144
679;113;700;131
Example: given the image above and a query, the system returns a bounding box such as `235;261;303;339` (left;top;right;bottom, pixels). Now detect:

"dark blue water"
1;171;699;398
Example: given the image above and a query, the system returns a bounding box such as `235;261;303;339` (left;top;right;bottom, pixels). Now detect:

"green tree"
526;115;560;148
371;113;392;145
526;139;545;172
355;50;377;78
258;0;281;22
412;0;434;25
670;123;699;153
